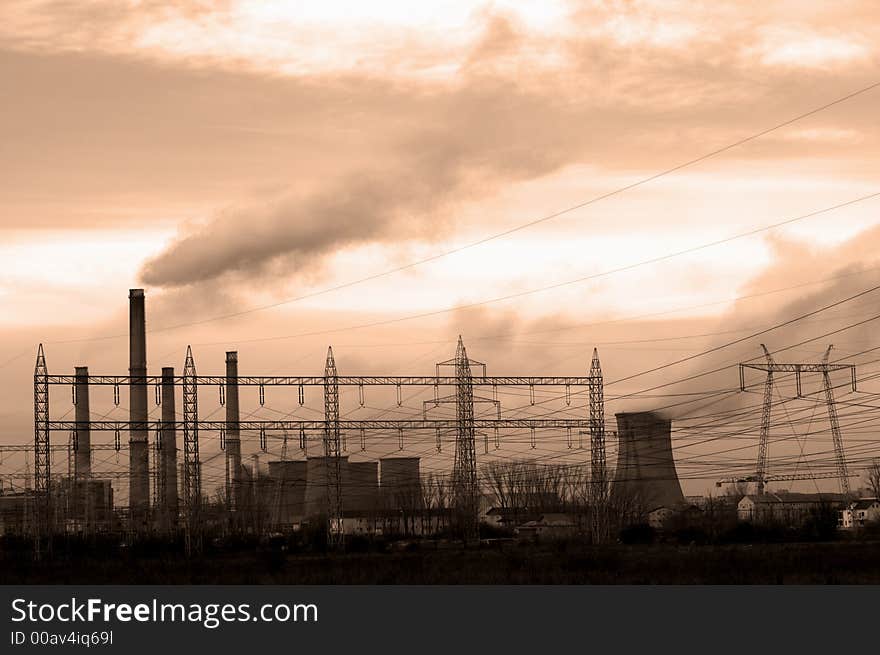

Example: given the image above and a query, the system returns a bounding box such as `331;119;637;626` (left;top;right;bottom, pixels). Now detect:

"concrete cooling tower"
379;457;421;509
611;411;684;510
302;457;382;517
268;460;307;523
303;456;349;517
345;461;379;513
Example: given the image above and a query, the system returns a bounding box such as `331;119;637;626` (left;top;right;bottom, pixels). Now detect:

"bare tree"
865;459;880;499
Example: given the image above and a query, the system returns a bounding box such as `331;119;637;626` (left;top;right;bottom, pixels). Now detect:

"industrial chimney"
611;411;684;510
128;289;150;530
160;366;179;531
73;366;91;481
225;351;242;513
74;365;92;530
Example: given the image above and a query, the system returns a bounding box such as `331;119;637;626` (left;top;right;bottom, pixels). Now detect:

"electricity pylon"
739;344;856;496
323;347;343;548
182;345;201;555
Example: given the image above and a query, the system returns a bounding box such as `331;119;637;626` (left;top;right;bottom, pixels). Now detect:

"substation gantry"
33;337;607;548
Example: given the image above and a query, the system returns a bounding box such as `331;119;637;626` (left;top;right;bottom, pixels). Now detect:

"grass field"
3;540;880;584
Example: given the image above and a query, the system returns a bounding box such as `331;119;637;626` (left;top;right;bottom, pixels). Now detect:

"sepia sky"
2;1;879;495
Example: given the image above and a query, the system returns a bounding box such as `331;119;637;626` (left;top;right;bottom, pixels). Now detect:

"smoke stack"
160;367;179;530
74;366;91;480
128;289;149;530
225;351;242;512
611;411;684;510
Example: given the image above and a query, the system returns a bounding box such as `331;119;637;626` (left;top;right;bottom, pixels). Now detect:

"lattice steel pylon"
452;336;479;542
182;346;201;555
821;345;850;496
587;348;608;542
33;344;49;558
588;349;606;498
323;347;343;548
756;345;774;496
271;431;290;531
740;344;856;496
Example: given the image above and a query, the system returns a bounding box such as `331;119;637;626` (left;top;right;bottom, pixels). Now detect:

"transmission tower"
33;344;49;558
450;337;479;541
323;347;343;548
587;348;608;542
271;432;290;531
182;345;201;555
821;345;851;496
756;345;774;496
588;349;606;497
739;344;856;496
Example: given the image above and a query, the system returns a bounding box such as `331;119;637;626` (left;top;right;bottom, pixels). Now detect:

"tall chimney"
225;351;242;514
74;365;92;531
128;289;150;530
74;366;91;480
160;367;179;530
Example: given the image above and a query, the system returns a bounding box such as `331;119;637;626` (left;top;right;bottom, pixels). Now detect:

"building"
53;478;114;533
515;513;578;540
737;493;846;526
0;492;35;535
840;499;880;529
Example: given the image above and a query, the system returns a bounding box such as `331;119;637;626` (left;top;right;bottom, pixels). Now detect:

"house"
515;513;578;540
737;492;846;526
484;506;543;528
840;499;880;529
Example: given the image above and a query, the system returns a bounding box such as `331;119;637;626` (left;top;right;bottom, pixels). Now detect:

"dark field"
3;540;880;584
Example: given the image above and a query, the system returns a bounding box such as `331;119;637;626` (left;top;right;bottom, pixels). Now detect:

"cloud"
137;18;600;287
655;224;880;421
751;28;872;69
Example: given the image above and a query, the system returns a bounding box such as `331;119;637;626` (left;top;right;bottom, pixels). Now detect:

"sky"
1;0;880;498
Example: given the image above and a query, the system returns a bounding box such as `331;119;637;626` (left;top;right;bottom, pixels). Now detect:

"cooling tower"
345;461;379;513
268;460;307;523
611;411;684;510
128;289;150;530
379;457;421;509
303;455;349;517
